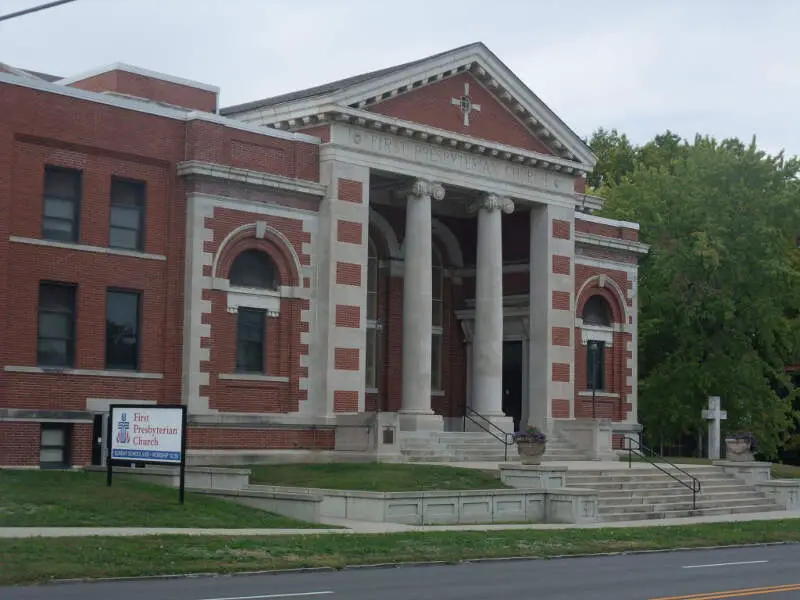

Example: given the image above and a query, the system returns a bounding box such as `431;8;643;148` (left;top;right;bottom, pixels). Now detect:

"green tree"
596;133;800;458
585;128;637;189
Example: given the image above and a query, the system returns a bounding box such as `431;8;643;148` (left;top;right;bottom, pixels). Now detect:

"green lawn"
0;469;322;528
248;463;507;491
621;455;800;478
3;519;800;586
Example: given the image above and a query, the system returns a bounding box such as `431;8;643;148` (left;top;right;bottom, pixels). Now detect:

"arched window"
365;239;380;390
431;246;444;391
582;294;612;391
582;295;611;327
229;249;278;289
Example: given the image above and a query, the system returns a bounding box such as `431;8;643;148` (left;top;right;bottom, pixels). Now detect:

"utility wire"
0;0;79;23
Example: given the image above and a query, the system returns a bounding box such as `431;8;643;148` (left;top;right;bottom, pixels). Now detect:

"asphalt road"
4;544;800;600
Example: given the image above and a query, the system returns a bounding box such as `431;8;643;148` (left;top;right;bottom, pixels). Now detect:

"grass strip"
0;470;321;529
2;519;800;586
248;463;507;491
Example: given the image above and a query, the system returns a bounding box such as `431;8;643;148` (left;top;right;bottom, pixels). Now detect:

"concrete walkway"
2;509;798;538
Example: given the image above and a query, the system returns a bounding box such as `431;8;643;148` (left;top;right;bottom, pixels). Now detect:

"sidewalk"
2;509;799;538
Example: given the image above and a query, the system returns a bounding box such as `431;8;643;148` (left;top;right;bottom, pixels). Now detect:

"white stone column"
469;193;515;431
399;179;445;431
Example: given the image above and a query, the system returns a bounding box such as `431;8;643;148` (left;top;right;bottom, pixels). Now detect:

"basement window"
39;423;71;469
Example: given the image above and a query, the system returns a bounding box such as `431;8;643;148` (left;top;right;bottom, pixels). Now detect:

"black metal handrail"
463;407;514;462
625;436;702;510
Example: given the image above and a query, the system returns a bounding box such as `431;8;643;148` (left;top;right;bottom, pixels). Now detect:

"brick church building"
0;43;647;467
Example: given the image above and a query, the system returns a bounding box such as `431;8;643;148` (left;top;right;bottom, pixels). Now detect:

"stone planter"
517;440;547;465
725;437;754;462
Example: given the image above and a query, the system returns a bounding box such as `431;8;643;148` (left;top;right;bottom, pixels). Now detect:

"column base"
465;414;515;434
398;411;444;432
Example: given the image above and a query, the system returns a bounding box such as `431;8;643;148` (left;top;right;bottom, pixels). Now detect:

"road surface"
3;544;800;599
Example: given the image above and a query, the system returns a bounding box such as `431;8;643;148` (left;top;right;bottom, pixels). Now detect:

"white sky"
1;0;797;156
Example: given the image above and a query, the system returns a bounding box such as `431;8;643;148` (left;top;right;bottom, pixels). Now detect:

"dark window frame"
109;177;146;252
235;307;266;374
229;250;278;290
37;282;77;368
39;423;72;469
42;165;82;243
586;340;606;391
105;288;142;371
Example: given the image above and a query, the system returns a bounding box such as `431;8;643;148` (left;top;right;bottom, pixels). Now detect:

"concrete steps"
398;429;590;462
566;466;784;522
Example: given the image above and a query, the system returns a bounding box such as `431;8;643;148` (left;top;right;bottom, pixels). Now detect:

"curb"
43;541;800;586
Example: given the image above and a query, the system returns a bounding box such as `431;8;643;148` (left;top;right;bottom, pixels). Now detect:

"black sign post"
106;404;188;504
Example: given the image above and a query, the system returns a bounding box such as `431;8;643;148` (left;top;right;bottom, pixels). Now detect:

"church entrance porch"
502;340;524;432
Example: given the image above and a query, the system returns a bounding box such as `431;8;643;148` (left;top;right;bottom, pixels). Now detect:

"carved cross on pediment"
451;83;481;127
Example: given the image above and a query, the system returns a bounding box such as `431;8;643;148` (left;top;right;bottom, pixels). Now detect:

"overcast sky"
1;0;797;157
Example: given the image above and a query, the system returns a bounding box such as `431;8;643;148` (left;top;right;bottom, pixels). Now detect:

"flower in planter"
512;425;547;444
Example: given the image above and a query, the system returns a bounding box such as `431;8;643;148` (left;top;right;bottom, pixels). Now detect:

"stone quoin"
0;43;648;467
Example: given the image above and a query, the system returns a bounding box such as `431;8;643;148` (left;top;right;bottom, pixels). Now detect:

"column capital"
468;193;515;215
398;179;446;202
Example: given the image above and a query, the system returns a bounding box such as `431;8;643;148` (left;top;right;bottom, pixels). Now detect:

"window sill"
4;366;163;379
365;387;379;395
9;236;166;261
578;391;620;398
432;389;446;397
218;373;290;383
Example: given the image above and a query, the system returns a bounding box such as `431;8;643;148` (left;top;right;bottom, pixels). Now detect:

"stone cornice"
575;231;650;255
276;105;587;176
227;44;596;167
176;160;327;197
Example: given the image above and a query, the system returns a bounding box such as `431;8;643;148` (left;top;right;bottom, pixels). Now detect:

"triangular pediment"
222;43;596;169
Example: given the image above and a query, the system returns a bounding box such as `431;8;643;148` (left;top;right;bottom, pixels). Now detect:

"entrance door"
502;341;524;431
91;414;104;466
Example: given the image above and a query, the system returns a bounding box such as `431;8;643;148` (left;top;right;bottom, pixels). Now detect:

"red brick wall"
575;218;639;242
337;220;363;245
295;125;331;143
573;264;635;422
0;83;186;415
185;120;319;182
70;423;93;466
0;80;326;463
368;72;553;155
188;427;334;450
0;423;39;466
201;207;309;413
67;70;219;113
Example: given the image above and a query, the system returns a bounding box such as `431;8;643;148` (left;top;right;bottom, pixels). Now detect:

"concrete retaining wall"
194;488;323;523
85;465;251;490
251;484;599;526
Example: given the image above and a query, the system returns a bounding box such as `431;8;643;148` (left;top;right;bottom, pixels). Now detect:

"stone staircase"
400;429;591;462
566;465;785;522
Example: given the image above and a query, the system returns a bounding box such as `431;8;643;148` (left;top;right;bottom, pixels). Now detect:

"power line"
0;0;79;23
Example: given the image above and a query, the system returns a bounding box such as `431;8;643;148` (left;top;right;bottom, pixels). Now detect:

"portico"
310;107;584;436
219;41;645;460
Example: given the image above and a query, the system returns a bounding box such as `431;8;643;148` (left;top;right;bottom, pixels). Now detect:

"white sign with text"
109;406;184;464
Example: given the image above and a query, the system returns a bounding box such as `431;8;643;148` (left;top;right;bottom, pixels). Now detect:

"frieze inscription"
342;126;567;192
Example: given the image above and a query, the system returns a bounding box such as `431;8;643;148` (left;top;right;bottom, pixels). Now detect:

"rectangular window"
42;166;81;243
236;307;266;373
109;178;145;251
105;289;141;370
431;331;443;391
37;282;76;367
365;326;379;389
586;341;606;390
40;423;71;468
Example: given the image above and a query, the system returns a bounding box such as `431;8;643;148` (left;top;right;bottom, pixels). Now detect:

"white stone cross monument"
701;396;727;460
451;83;481;127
